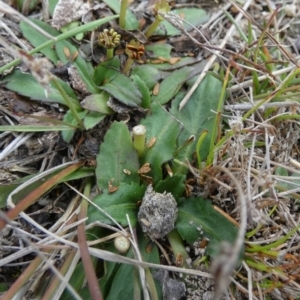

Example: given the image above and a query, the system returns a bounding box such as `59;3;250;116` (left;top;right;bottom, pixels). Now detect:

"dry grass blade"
0;161;84;230
0;211;83;300
178;0;253;110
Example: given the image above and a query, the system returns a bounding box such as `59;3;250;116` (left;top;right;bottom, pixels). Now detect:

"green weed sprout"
144;0;170;38
133;125;146;157
98;28;121;60
123;40;145;74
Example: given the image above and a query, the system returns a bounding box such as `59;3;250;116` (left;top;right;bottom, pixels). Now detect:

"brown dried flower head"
125;40;145;61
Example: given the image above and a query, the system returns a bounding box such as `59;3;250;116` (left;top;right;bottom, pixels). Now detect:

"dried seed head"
98;28;121;49
19;50;53;95
125;40;145;61
229;115;244;135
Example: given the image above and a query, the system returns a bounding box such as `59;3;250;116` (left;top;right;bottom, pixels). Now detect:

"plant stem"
119;0;127;28
144;18;161;38
133;125;146;157
106;48;114;59
167;229;190;269
122;57;134;74
145;268;159;300
51;77;84;129
196;130;208;170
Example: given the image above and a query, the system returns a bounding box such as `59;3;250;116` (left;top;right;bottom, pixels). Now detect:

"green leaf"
62;236;116;300
60;167;95;182
275;167;300;191
102;0;139;30
138;229;160;264
152;66;192;105
151;57;203;71
170;74;222;170
83;111;106;130
81;92;114;114
131;75;151;108
48;0;59;15
60;261;86;300
139;231;163;298
0;174;35;208
145;43;172;59
140;102;182;185
93;56;120;86
176;197;239;257
106;252;136;300
19;19;59;63
96;121;140;189
103;233;160;300
88;183;146;226
99;247;122;298
105;238;161;300
62;109;87;143
275;166;288;189
0;15;118;75
155;8;209;36
4;70;79;105
0;283;8;292
55;40;98;94
138;232;162;299
155;174;186;199
17;0;39;15
0;125;74;132
61;255;99;300
131;65;162;90
101;73;142;107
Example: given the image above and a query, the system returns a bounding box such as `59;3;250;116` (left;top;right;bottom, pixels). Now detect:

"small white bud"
114;236;130;254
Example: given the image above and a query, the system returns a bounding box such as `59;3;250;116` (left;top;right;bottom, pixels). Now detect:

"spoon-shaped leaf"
96;121;140;190
177;197;240;257
140;102;183;185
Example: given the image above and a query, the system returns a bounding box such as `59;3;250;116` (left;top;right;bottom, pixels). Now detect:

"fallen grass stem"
77;179;103;300
0;160;84;230
0;211;82;300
